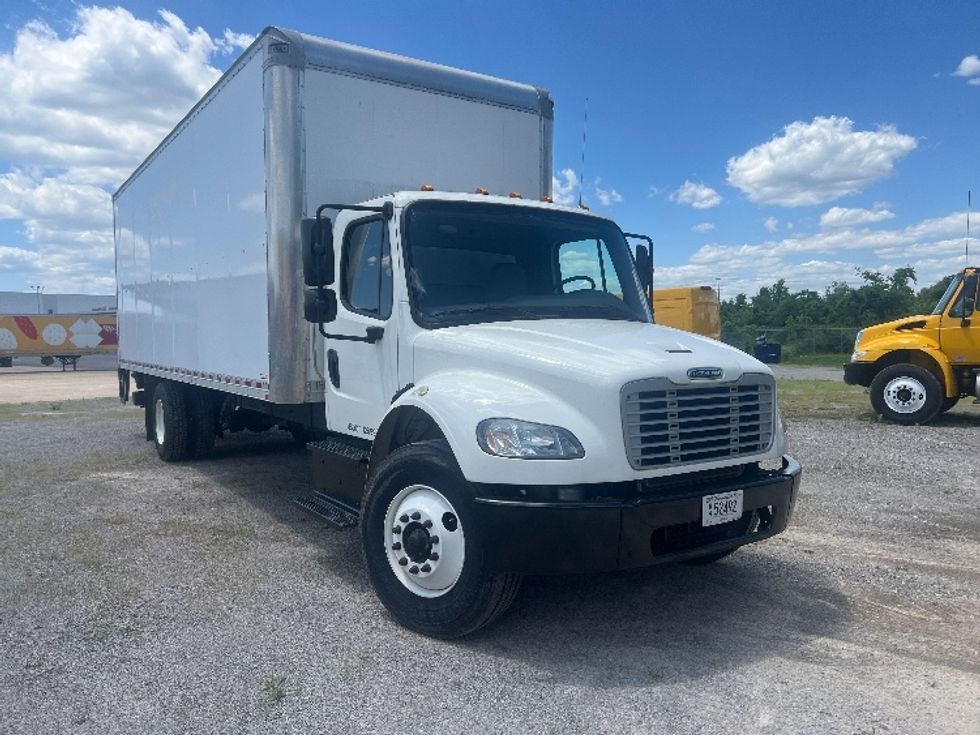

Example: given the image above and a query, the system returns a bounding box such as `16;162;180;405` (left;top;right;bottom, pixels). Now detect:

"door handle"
327;349;340;388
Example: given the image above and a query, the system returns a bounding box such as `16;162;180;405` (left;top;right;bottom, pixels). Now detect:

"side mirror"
635;245;653;292
302;217;335;287
304;288;337;323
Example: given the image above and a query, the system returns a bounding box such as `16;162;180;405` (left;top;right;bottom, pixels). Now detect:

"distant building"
0;291;116;315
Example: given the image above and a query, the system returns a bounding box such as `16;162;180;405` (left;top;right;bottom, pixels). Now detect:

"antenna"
967;190;971;265
578;98;588;208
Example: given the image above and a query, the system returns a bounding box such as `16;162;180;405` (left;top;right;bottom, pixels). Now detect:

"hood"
412;319;768;388
858;314;936;345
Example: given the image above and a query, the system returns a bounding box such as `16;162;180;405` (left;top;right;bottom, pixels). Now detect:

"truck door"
939;273;980;366
325;215;398;440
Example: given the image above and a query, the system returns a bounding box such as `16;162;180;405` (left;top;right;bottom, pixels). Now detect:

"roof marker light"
420;184;434;191
508;191;522;198
540;195;553;203
474;187;489;195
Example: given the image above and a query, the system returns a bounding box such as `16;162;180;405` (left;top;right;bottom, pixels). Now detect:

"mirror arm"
318;323;384;344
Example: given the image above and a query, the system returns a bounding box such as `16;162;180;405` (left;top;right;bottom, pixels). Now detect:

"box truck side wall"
115;49;269;398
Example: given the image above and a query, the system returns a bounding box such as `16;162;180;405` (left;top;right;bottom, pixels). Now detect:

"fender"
860;336;956;397
381;369;617;486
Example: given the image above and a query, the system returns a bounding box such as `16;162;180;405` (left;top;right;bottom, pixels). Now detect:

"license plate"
702;489;743;527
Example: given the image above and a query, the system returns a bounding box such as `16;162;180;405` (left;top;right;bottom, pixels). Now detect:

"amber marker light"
540;195;553;203
474;187;490;195
420;184;435;191
508;191;522;198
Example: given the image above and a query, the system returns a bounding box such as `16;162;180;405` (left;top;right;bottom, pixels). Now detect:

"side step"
294;435;371;529
294;492;359;529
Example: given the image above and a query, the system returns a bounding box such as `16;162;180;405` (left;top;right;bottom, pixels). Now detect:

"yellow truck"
0;313;118;370
844;266;979;424
653;286;721;339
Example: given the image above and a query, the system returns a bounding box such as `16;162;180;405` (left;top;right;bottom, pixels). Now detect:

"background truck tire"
869;363;943;425
153;381;192;462
941;396;960;413
360;441;522;639
189;388;217;459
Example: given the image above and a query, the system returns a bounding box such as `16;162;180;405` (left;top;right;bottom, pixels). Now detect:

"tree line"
719;267;955;356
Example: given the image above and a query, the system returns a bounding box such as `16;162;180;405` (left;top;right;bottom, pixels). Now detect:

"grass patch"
776;378;874;421
0;397;129;422
780;352;849;368
261;676;288;703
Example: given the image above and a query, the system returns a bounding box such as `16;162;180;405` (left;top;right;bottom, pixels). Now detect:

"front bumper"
471;456;801;574
843;361;875;386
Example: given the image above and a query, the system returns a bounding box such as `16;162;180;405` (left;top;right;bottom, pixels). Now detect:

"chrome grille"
622;374;775;469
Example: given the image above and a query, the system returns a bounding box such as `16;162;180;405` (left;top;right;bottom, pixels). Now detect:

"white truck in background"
115;27;801;637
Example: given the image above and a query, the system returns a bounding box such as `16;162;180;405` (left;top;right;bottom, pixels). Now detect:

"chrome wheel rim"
154;397;165;444
384;484;464;598
883;376;927;414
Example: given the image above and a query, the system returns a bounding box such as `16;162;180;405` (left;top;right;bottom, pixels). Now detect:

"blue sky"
1;0;978;296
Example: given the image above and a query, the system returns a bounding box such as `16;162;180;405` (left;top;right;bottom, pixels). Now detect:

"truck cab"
299;190;801;635
844;266;980;424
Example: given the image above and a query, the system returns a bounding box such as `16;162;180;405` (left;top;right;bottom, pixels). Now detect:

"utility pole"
715;277;722;305
30;285;44;314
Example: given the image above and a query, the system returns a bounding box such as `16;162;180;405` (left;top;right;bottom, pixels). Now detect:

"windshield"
932;274;963;315
404;201;651;328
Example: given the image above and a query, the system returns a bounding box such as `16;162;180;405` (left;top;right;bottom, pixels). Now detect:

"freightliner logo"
687;367;723;380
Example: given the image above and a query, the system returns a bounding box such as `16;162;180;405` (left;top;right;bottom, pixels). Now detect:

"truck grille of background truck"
621;374;775;469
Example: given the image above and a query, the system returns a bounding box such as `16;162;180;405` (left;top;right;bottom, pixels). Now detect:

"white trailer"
116;27;800;637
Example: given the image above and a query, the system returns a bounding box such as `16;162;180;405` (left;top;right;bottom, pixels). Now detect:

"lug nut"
409;565;419;575
422;519;432;529
430;536;439;545
410;512;421;520
421;564;431;573
399;514;409;523
392;542;402;551
429;552;439;561
393;525;402;535
398;557;408;566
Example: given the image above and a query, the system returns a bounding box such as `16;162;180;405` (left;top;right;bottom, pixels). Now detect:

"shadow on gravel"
187;431;851;685
462;558;852;686
187;431;371;591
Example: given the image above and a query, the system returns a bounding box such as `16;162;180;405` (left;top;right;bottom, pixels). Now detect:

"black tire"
681;548;737;565
153;381;191;462
360;441;521;638
869;363;943;425
941;396;960;414
188;388;217;458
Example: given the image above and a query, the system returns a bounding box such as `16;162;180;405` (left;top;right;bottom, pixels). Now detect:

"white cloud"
670;180;722;209
0;6;253;292
691;223;715;233
763;217;779;233
953;54;980;85
726;116;917;207
820;203;895;228
653;210;971;296
552;168;579;206
594;178;623;206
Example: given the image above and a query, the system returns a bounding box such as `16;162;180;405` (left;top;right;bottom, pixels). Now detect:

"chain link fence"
720;326;860;363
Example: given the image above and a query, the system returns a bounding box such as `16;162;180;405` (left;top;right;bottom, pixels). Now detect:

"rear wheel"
869;363;943;425
188;388;216;458
153;381;191;461
361;441;521;638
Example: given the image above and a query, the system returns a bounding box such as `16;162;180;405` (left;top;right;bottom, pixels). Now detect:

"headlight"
476;418;585;459
854;329;864;350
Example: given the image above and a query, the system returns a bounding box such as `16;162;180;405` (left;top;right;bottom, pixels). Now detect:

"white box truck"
115;27;801;637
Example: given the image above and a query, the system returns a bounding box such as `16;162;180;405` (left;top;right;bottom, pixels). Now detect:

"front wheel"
360;441;521;638
869;363;943;425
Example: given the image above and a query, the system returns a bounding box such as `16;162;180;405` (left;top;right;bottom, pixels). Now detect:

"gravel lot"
1;395;978;734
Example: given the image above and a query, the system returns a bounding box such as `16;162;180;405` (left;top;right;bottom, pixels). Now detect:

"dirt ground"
0;386;978;733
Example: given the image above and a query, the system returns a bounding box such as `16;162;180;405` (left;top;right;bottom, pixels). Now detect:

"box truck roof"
115;26;552;199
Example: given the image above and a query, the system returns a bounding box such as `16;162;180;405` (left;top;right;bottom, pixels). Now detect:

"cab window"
342;219;392;319
948;276;978;318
